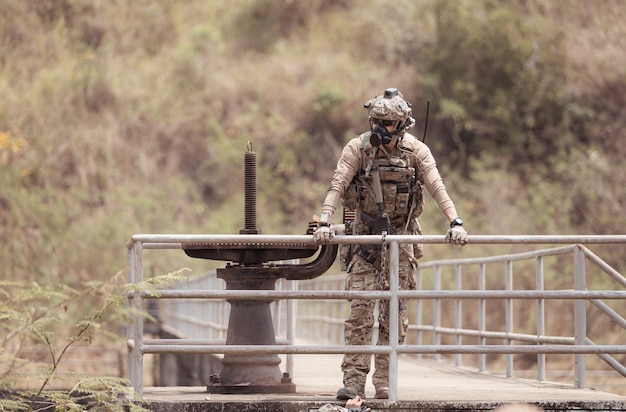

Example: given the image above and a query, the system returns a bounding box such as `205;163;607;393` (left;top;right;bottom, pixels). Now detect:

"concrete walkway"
142;353;626;411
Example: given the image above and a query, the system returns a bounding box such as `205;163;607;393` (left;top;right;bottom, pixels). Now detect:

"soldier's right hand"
446;225;468;246
313;225;334;244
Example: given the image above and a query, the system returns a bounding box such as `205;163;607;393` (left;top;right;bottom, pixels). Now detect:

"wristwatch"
450;217;464;228
319;212;331;227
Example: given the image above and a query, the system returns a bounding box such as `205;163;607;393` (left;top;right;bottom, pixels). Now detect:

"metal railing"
126;234;626;400
413;245;626;383
158;273;228;341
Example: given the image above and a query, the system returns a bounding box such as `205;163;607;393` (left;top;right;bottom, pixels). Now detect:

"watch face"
451;218;463;227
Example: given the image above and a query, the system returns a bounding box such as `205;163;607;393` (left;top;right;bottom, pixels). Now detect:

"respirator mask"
370;119;406;147
370;123;394;147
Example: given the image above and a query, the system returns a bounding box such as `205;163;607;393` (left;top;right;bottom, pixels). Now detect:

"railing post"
128;240;144;395
536;256;546;381
574;246;587;388
126;245;135;391
415;266;423;359
272;279;283;338
433;265;441;361
286;279;297;379
388;240;400;402
505;260;513;377
454;265;463;367
478;263;486;372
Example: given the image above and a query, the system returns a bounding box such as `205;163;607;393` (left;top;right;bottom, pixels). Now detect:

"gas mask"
370;123;395;147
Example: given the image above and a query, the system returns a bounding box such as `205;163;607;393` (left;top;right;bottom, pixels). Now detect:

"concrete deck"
141;353;626;411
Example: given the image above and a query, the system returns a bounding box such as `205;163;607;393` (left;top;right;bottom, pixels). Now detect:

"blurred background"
1;0;624;284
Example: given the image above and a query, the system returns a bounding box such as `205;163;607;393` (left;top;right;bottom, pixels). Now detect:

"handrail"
143;289;626;300
132;343;626;355
130;233;626;246
126;234;626;400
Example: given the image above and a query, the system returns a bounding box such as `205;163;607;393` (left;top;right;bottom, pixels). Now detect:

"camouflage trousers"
341;244;417;389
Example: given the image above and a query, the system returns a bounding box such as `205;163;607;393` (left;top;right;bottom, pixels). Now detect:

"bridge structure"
126;233;626;411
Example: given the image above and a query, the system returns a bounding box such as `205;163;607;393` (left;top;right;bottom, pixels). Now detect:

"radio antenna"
422;100;430;143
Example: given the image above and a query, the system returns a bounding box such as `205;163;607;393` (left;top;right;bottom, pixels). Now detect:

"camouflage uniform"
316;88;463;398
341;241;415;390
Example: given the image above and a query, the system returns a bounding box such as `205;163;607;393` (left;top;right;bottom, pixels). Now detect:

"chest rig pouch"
361;158;415;222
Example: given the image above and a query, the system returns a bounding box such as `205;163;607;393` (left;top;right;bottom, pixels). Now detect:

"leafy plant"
0;269;187;411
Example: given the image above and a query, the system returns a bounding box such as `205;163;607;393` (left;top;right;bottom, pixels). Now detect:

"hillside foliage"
1;0;624;284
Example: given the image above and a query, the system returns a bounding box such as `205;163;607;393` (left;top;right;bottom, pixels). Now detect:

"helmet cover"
364;88;415;131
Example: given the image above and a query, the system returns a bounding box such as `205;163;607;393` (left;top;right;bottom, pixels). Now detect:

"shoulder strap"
359;131;377;177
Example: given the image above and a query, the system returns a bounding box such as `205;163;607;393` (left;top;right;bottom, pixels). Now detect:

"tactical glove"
446;226;468;246
313;225;334;244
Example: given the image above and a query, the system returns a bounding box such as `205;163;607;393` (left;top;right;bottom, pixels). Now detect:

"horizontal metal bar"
141;344;391;355
139;289;626;300
129;234;626;247
143;338;290;345
141;290;389;300
143;243;183;249
396;290;626;300
160;312;228;330
413;325;575;345
419;245;576;267
298;316;345;325
138;343;626;355
146;330;578;348
401;345;626;355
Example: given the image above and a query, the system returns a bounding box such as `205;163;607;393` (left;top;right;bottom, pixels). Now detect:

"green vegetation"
0;269;187;410
0;269;185;409
0;0;625;397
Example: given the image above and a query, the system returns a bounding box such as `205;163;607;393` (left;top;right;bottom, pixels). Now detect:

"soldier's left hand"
446;226;468;246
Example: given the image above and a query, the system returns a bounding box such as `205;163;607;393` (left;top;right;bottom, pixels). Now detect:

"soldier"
313;88;468;400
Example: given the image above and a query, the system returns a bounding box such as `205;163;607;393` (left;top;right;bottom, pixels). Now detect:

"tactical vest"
339;133;425;271
342;132;425;231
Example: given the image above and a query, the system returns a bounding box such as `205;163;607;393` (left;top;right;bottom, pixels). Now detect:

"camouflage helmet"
364;88;416;132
